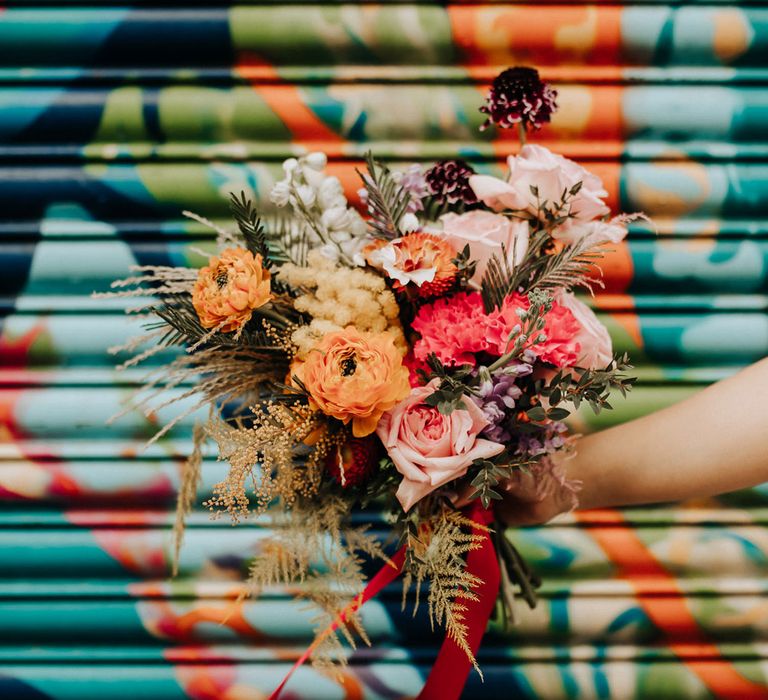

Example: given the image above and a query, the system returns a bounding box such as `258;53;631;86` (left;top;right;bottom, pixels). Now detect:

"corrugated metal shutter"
1;3;767;698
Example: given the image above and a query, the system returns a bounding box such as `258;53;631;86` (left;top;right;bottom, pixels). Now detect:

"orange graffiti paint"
578;510;768;699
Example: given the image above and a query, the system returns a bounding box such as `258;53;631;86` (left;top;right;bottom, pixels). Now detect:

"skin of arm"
493;357;768;525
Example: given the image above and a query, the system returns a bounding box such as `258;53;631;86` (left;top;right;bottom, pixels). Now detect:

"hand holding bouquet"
103;67;638;699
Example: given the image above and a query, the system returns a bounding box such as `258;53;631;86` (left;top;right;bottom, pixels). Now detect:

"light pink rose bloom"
376;379;505;511
466;174;527;212
470;145;611;242
439;210;529;284
556;292;613;369
593;220;628;245
557;218;628;246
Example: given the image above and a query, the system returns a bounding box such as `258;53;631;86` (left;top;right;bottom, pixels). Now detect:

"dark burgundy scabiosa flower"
424;159;479;207
480;67;558;132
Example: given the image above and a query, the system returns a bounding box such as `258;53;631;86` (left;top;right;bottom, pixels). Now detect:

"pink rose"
591;219;628;245
557;218;628;247
556;292;613;369
376;379;505;511
469;145;610;241
466;174;527;212
438;210;529;284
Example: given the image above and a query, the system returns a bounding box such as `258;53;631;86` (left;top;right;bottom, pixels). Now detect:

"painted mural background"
1;3;768;699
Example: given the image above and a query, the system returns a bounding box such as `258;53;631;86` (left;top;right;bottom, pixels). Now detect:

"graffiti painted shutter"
1;4;767;699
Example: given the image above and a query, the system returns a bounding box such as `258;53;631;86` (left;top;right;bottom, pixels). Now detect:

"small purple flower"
516;421;568;458
508;359;533;377
424;159;479;207
399;164;429;213
473;371;523;442
480;67;558;132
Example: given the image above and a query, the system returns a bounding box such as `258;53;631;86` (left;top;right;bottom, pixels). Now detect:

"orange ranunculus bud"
192;247;272;334
294;327;411;438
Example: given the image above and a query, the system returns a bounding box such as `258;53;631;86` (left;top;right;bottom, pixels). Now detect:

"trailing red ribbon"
269;503;500;700
268;546;407;700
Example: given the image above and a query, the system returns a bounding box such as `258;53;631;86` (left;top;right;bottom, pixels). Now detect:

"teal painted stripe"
0;596;766;645
2;575;766;598
0;6;766;73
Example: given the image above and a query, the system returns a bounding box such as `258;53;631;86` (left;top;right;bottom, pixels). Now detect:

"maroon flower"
424;159;479;207
480;67;558;132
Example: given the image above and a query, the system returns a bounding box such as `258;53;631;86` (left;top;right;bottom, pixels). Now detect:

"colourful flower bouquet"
104;67;637;699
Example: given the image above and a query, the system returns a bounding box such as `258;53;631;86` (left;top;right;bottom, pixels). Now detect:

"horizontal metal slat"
0;5;765;82
0;523;765;581
0;657;764;700
2;312;765;368
0;162;767;223
0;593;766;645
2;458;766;509
0;84;765;161
3;238;768;298
0;384;702;439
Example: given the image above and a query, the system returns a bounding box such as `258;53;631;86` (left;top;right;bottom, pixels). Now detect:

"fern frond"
481;230;607;310
480;243;515;313
521;234;604;293
357;152;411;239
272;215;310;267
229;191;271;265
148;293;299;351
237;496;385;673
403;508;487;674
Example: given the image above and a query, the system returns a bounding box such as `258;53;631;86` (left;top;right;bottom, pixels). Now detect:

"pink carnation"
487;293;581;368
412;291;581;369
411;292;494;367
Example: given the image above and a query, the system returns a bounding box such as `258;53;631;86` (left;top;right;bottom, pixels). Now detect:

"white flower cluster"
270;152;369;266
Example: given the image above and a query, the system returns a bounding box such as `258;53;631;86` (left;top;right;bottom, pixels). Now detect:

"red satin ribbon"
269;503;500;700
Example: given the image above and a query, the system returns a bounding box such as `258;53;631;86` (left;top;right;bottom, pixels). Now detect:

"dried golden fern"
243;496;388;672
403;507;488;674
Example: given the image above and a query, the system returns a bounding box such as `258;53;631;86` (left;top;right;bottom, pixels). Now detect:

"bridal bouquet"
105;67;636;699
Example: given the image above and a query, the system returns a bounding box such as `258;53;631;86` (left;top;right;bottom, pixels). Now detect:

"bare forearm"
567;357;768;510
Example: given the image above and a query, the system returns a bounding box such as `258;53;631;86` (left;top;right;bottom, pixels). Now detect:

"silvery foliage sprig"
270;152;368;267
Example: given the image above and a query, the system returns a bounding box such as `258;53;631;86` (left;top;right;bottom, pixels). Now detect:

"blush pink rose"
469;145;610;242
557;218;628;246
465;174;527;212
438;210;529;284
376;379;505;511
556;292;613;369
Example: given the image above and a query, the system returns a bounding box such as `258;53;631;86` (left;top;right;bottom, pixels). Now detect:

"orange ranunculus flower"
192;247;272;333
294;327;411;438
